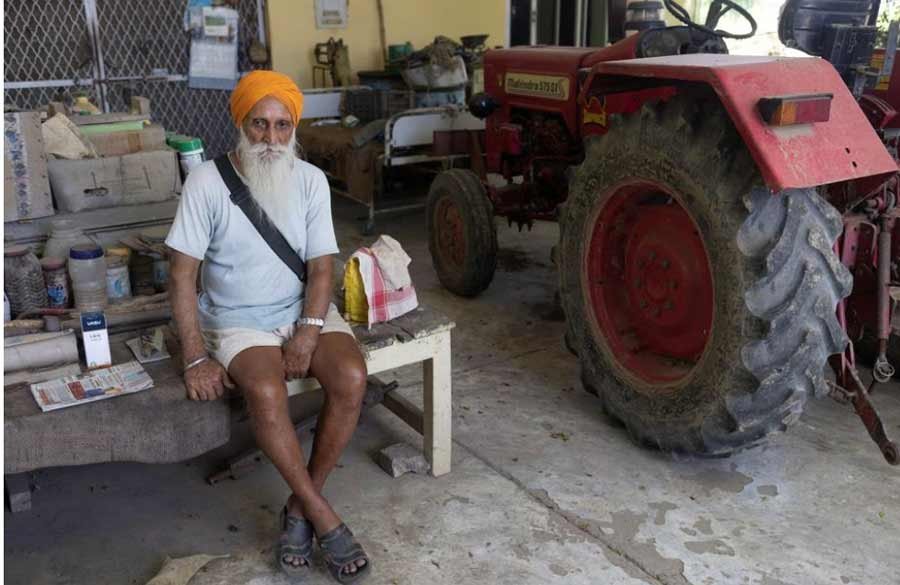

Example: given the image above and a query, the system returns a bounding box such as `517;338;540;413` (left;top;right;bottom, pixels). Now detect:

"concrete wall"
268;0;508;90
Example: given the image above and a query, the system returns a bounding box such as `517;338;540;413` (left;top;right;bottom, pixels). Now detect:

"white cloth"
370;234;412;289
350;243;418;326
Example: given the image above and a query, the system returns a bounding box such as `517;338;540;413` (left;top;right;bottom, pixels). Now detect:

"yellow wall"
268;0;508;89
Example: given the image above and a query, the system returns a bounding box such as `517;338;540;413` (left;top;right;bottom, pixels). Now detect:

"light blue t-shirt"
165;157;339;331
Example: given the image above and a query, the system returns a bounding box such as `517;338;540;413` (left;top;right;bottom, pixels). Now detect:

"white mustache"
247;142;290;157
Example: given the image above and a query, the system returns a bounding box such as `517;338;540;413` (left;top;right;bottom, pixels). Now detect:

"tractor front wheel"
427;169;498;297
560;95;853;456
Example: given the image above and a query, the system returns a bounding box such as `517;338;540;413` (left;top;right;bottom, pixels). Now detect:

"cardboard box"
4;111;55;222
80;312;112;369
48;149;181;213
85;124;167;157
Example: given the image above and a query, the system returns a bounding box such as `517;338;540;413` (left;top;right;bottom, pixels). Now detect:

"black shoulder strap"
213;154;306;282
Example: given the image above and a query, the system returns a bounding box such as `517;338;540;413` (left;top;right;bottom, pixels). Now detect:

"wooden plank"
382;392;424;435
4;199;178;245
5;473;31;513
423;330;452;476
362;334;450;376
385;307;455;340
71;113;150;126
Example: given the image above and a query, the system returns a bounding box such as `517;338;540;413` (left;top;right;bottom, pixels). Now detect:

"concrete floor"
5;198;900;585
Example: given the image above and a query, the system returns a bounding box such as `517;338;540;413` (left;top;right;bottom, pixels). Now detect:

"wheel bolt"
634;279;642;288
639;299;648;309
651;307;661;316
661;259;670;269
664;300;673;310
648;251;656;260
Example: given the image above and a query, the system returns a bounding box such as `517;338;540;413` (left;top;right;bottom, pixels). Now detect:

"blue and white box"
80;312;112;369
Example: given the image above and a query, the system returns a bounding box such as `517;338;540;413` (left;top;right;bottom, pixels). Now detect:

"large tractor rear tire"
559;95;853;456
427;169;498;297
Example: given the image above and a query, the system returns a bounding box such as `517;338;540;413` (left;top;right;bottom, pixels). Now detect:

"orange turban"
229;71;304;127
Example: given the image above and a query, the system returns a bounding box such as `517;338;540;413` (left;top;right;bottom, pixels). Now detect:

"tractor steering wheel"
663;0;757;40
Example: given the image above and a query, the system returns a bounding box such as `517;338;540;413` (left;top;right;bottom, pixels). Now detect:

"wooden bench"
4;305;455;511
286;306;454;476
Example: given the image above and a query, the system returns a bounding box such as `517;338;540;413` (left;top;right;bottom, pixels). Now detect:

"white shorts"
202;303;354;371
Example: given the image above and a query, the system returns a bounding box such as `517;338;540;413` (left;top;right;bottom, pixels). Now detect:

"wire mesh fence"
4;0;267;158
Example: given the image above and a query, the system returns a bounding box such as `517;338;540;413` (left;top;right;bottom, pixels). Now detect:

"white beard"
236;128;297;231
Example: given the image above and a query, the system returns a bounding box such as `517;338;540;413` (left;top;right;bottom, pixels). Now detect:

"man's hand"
185;359;234;401
283;327;320;380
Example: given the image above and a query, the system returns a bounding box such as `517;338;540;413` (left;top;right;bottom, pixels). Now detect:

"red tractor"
426;0;900;463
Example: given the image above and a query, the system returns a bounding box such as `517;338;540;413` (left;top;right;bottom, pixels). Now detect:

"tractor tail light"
758;94;833;126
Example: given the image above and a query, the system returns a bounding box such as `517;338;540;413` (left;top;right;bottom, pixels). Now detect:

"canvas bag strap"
213;154;307;283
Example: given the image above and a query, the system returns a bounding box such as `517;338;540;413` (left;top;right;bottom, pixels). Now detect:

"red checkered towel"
349;247;418;327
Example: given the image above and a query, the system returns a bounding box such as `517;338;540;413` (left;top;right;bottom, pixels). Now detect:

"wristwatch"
297;316;325;328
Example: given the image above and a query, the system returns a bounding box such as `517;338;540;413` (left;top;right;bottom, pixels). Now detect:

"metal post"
554;0;561;45
530;0;538;45
256;0;267;47
82;0;109;112
575;0;584;47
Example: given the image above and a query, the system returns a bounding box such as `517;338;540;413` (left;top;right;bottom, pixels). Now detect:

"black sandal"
278;507;314;577
318;523;371;583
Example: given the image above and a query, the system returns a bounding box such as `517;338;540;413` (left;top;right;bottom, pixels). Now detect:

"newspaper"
30;361;154;413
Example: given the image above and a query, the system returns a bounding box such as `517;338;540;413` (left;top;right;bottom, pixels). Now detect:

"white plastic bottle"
68;244;108;312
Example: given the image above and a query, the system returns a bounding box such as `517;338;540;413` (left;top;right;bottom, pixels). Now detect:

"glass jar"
4;246;48;317
44;219;94;262
68;244;108;312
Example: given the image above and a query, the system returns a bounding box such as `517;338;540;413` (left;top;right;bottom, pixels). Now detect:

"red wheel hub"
435;197;466;269
585;181;714;386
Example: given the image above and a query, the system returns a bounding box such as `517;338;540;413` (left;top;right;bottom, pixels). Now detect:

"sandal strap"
279;508;314;559
319;523;369;566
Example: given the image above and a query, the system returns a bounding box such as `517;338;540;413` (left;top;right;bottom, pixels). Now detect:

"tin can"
40;256;70;309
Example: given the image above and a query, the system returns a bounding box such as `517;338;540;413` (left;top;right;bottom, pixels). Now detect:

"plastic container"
152;257;170;292
105;245;132;267
105;254;132;303
5;246;48;317
41;256;70;309
68;244;108;312
168;135;205;179
43;219;94;261
388;42;413;63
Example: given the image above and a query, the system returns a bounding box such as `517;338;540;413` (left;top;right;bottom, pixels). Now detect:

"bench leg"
6;473;31;513
423;331;452;476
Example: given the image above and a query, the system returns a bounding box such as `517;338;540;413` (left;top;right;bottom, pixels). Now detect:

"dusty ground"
5;198;900;585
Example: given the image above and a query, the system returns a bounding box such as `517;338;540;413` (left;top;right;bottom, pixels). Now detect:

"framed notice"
315;0;348;29
189;6;239;90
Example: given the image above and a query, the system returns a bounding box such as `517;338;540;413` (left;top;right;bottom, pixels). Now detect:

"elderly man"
166;71;370;583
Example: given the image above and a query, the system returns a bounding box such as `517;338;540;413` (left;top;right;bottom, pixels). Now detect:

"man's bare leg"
306;332;368;492
229;341;368;574
228;348;342;545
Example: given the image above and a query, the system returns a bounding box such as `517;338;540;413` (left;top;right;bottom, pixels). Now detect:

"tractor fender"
580;54;898;192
